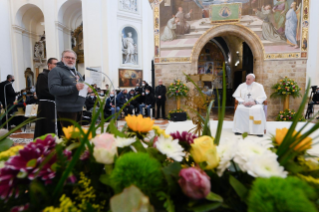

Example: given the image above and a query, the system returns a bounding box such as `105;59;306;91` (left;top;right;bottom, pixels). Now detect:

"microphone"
86;67;99;72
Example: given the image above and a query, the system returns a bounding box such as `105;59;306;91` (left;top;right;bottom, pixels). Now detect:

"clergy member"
232;74;267;137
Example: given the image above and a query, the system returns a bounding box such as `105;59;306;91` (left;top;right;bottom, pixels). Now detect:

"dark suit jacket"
85;97;99;111
155;85;167;101
0;80;16;108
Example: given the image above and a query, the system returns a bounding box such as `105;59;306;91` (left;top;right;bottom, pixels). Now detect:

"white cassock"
233;82;267;135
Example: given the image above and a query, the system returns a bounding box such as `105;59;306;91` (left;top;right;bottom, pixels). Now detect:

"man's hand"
158;96;161;99
253;8;257;12
76;83;84;91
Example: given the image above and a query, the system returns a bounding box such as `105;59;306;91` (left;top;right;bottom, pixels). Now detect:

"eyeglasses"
63;56;76;60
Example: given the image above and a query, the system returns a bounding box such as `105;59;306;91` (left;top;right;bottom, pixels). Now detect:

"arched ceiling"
15;4;44;34
58;0;82;30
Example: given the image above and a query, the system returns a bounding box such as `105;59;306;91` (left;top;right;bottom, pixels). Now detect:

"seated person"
139;88;155;117
128;89;139;114
98;89;105;97
85;93;99;111
16;90;31;109
104;91;120;119
29;92;38;104
232;74;267;137
117;89;130;115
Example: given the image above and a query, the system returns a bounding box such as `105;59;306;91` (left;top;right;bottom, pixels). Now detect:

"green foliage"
167;79;189;98
248;177;318;212
0;137;13;152
109;152;164;197
270;76;302;99
276;109;306;122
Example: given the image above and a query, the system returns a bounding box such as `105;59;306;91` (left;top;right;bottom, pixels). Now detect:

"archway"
13;4;45;90
57;0;84;75
191;24;264;82
191;24;264;115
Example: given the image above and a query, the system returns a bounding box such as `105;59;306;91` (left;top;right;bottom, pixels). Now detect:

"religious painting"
121;26;139;66
118;0;138;13
156;0;308;60
119;69;143;87
24;68;34;89
210;3;242;23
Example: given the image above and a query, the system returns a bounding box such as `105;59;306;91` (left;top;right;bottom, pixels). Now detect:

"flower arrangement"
167;79;189;98
276;109;306;121
271;76;302;99
0;80;318;212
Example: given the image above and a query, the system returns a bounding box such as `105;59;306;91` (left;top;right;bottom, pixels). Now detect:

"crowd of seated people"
85;81;158;121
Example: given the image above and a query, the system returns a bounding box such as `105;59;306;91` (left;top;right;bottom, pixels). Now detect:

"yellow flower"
153;126;171;138
63;126;92;140
275;128;312;151
280;80;283;82
125;114;154;133
190;136;219;169
0;145;24;161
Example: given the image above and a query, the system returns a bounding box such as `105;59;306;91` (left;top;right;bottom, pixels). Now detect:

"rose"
190;136;219;169
92;133;117;164
178;167;211;199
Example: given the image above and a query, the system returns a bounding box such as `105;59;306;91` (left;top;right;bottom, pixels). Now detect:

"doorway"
197;35;254;116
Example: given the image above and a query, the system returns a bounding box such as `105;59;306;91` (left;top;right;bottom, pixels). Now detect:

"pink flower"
91;133;117;164
178;167;211;199
10;204;29;212
170;131;197;151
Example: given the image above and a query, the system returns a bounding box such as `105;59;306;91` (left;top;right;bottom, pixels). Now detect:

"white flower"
155;135;185;162
246;154;287;178
115;137;136;148
234;139;270;172
216;139;237;177
93;147;117;164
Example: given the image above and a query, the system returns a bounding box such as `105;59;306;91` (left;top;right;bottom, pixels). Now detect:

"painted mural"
151;0;309;62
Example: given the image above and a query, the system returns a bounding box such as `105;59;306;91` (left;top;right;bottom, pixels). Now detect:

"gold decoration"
283;95;290;111
72;24;84;64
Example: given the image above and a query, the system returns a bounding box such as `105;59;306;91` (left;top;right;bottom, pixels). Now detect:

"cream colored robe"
232;82;267;135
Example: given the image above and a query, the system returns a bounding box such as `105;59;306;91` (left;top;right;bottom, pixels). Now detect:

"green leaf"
190;203;222;212
229;175;248;203
131;139;146;153
100;174;111;186
0;137;13;152
206;192;223;202
242;132;248;139
108;120;126;138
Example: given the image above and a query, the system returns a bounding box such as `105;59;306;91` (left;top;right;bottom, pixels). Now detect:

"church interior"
0;0;319;211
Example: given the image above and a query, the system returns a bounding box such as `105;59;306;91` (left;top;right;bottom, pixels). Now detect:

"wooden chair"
234;100;268;119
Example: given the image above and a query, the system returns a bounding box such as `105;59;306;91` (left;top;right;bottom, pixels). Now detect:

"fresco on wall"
154;0;308;61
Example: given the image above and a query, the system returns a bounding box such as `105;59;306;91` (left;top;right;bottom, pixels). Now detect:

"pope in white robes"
232;74;267;136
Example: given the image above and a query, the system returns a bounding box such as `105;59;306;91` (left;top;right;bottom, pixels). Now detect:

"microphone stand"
86;67;118;128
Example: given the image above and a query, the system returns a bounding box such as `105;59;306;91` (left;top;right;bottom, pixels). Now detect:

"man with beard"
34;58;59;138
49;50;91;136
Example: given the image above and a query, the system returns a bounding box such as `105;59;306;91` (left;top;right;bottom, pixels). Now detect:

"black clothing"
0;80;16;110
144;93;155;106
85;97;99;111
313;92;319;103
155;85;167;118
34;69;59;138
48;62;85;112
140;84;153;104
57;111;82;137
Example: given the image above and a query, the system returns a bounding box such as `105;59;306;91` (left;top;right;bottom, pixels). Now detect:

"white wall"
0;0;14;84
307;0;319;86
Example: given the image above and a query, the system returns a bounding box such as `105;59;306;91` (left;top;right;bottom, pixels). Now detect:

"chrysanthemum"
170;131;197;146
125;115;154;133
233;139;270;172
245;154;287;178
63;126;92;140
115;137;136;148
216;139;237;177
153;126;171;138
155;135;185;162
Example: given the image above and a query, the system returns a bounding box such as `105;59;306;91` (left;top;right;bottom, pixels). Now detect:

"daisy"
216;139;237;177
155;135;185;162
